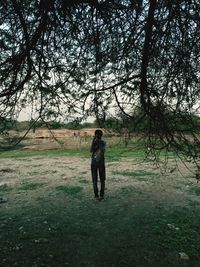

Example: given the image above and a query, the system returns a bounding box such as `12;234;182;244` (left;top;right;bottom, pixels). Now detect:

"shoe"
94;195;99;200
99;196;104;201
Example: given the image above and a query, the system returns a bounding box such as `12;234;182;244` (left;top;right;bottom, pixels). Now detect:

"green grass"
19;182;45;190
0;136;158;160
0;137;198;266
0;196;199;266
120;186;142;195
0;146;146;160
0;184;12;192
0;148;89;159
55;185;83;196
113;170;156;178
189;186;200;196
189;200;200;207
79;179;90;184
0;137;177;163
153;209;200;258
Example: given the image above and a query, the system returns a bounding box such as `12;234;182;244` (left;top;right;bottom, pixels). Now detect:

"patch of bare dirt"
0;156;199;212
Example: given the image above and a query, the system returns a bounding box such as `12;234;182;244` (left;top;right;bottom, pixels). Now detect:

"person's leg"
91;163;98;198
99;163;106;198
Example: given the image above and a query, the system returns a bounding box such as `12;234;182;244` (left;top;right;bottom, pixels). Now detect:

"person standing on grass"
90;129;106;200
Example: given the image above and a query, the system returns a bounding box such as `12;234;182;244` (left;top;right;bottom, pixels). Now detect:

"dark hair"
90;130;103;153
95;129;103;138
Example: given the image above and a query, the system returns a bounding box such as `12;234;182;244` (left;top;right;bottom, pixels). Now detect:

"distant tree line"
0;117;96;132
1;112;200;134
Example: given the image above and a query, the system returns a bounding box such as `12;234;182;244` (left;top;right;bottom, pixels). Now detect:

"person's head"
94;129;103;139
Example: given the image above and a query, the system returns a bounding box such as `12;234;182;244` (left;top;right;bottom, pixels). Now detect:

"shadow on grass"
0;195;199;267
153;208;200;258
0;168;15;173
0;142;198;266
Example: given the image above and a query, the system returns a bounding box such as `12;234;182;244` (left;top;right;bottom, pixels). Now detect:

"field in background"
0;129;148;160
0;132;200;266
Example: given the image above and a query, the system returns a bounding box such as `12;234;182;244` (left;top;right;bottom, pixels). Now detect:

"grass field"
0;137;200;267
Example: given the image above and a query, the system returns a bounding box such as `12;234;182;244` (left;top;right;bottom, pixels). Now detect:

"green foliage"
80;122;94;129
48;121;64;129
63;120;95;130
63;120;82;130
165;112;200;132
102;112;200;134
1;112;200;134
95;117;122;133
0;117;18;132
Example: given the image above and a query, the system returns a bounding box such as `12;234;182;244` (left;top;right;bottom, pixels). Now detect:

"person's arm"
102;141;106;152
99;140;106;153
90;138;94;153
90;136;97;153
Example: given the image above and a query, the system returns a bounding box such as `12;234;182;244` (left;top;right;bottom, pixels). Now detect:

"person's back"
90;130;106;200
91;137;106;163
